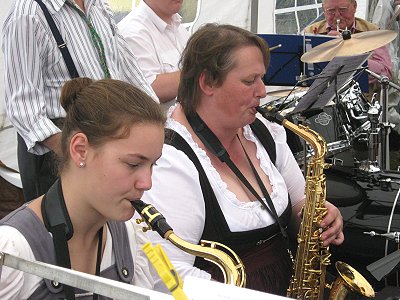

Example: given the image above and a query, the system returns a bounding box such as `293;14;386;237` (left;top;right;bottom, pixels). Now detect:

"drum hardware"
364;231;400;243
355;100;382;173
326;157;344;166
365;69;400;171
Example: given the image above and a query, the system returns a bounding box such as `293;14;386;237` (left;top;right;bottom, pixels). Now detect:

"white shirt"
141;105;306;292
0;218;154;299
3;0;157;155
118;0;190;108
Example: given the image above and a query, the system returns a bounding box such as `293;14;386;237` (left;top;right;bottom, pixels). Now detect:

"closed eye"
127;163;139;169
243;79;256;85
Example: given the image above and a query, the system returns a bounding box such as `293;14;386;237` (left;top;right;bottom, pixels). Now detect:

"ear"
69;132;89;167
199;70;214;96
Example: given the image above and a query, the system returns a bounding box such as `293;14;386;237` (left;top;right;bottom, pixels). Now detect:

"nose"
135;169;153;192
255;78;266;98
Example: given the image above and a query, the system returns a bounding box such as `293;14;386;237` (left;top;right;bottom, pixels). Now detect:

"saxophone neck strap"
41;179;103;300
186;113;288;239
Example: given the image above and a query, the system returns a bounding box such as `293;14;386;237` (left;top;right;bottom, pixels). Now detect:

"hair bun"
60;77;93;112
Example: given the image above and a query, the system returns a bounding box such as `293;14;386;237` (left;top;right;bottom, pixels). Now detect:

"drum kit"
265;29;400;291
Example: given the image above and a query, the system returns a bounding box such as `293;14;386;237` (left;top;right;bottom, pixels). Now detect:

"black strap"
249;118;276;165
41;180;103;300
187;113;288;239
93;226;103;300
41;179;75;300
33;0;79;78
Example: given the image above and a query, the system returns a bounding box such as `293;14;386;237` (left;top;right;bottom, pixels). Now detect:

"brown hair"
177;23;270;116
59;78;165;170
322;0;356;4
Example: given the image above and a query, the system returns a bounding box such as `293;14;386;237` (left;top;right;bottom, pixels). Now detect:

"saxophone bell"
131;200;246;287
328;261;375;299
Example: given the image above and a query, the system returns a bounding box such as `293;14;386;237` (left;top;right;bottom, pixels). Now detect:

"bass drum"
326;166;400;291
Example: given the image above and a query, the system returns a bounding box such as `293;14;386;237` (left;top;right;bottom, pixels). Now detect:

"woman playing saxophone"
141;23;344;296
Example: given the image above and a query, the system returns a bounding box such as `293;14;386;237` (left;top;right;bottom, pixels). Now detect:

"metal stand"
365;69;400;170
359;99;382;173
0;252;170;300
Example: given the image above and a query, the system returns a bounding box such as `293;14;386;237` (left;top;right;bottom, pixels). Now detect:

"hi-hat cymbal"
266;86;309;97
301;30;397;63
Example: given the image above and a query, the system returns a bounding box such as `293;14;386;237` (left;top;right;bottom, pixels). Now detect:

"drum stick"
269;44;282;51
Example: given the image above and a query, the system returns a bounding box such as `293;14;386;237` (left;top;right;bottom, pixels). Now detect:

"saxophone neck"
256;105;327;159
132;200;246;287
166;233;245;286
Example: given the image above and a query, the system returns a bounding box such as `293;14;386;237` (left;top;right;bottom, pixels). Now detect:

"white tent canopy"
0;0;384;187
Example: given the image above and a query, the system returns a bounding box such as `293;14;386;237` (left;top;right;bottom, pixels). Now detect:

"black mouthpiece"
131;200;173;238
255;106;268;115
130;199;148;213
256;106;285;125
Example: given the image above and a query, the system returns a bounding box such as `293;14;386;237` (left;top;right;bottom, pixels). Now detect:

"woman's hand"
320;202;344;247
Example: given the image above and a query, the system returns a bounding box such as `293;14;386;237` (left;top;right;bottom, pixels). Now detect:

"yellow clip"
142;242;188;300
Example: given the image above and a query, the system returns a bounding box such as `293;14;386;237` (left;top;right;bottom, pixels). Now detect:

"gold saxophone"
256;107;375;300
131;200;246;287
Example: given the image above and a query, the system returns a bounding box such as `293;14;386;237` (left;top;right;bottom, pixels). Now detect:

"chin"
245;113;257;125
114;206;135;222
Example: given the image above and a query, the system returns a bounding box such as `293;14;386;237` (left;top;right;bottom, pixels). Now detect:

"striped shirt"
2;0;158;155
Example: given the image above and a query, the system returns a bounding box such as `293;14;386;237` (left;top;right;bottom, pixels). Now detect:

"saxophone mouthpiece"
131;200;173;238
256;106;285;125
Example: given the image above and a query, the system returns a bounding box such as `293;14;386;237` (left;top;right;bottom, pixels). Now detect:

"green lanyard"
67;1;111;78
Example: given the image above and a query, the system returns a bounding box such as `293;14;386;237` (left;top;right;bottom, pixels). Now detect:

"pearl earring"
79;161;86;168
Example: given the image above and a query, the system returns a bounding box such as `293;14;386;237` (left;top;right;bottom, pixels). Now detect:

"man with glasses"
305;0;375;35
304;0;392;82
304;0;398;170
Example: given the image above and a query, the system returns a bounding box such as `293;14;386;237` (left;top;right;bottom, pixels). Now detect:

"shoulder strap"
33;0;79;78
249;118;276;165
41;179;75;300
164;129;219;207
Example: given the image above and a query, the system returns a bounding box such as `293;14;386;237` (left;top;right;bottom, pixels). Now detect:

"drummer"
304;0;400;169
304;0;392;92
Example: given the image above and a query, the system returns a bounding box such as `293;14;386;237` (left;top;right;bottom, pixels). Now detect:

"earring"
79;161;86;168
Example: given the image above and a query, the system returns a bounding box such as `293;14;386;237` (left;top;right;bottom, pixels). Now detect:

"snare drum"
336;81;371;140
286;104;352;164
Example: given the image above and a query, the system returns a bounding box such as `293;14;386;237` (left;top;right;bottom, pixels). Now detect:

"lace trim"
166;106;283;211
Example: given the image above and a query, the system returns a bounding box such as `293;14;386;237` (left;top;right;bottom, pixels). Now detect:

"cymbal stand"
359;98;381;173
365;69;400;170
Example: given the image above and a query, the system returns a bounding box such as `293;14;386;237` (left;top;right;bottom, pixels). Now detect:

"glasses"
324;6;350;15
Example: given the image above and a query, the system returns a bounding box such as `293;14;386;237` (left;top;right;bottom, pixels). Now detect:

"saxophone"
256;107;375;300
131;200;246;287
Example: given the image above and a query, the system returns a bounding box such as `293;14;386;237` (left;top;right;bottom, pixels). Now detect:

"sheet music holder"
258;34;334;87
291;53;370;115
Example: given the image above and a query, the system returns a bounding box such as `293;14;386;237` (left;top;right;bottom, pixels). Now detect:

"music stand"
367;249;400;281
258;34;369;91
291;53;370;115
259;34;334;87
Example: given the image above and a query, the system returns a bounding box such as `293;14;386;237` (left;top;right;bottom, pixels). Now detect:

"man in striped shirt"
2;0;158;202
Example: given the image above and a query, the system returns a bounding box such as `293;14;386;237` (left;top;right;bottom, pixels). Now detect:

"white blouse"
0;219;155;299
141;105;305;292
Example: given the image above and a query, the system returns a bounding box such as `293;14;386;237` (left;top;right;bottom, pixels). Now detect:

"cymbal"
266;86;309;97
301;30;397;63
